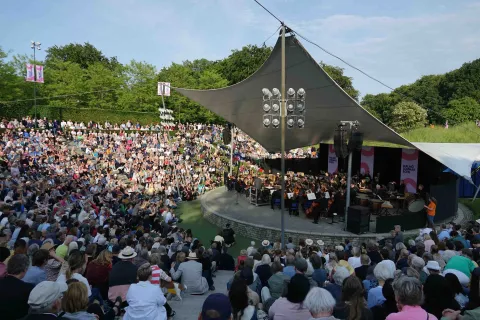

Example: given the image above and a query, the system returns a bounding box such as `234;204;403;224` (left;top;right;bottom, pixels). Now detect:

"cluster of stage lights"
262;88;305;129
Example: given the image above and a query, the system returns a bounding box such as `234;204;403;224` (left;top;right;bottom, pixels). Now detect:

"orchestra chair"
328;212;338;224
290;202;299;216
274;198;281;209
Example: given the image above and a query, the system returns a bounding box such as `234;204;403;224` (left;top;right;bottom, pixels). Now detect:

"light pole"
31;41;41;128
262;26;305;248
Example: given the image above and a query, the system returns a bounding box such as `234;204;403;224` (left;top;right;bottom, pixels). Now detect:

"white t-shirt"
57;272;91;296
348;256;362;269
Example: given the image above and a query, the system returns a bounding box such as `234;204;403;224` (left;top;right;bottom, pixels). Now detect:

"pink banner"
327;145;338;174
26;63;35;82
360;146;374;177
400;148;419;193
35;65;44;83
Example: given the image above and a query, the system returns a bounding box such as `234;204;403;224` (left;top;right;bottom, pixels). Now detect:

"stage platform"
200;188;467;245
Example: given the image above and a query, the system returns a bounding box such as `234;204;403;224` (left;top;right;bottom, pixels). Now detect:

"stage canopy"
173;34;480;185
414;143;480;184
174;34;414;152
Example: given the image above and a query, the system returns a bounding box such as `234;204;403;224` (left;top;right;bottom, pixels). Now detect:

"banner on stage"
327;145;338;174
26;63;35;82
157;82;171;96
360;146;374;176
400;148;419;193
35;65;44;83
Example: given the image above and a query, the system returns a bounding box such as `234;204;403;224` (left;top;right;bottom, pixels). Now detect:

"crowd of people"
0;117;479;320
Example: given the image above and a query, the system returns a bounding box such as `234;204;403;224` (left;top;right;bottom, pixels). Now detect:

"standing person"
0;254;34;319
124;263;167;320
222;223;236;247
424;197;437;229
392;225;403;248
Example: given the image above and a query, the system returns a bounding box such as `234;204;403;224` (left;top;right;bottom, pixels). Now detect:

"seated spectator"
85;249;112;300
229;278;257;320
395;249;409;270
24;281;68;320
255;254;272;287
171;251;209;295
124;263;167;320
218;247;235;271
41;242;65;281
57;250;91;297
325;266;350;302
310;254;327;286
0;246;11;277
283;255;296;278
294;258;318;289
333;276;373;320
354;254;370;281
444;273;469;310
443;252;476;286
236;249;248;271
0;254;34;319
348;246;362;269
422;274;460;319
386;276;437;320
303;287;339;320
268;274;311;320
266;261;289;300
367;261;395;308
371;279;397;320
23;249;49;286
198;293;232;320
108;246;138;302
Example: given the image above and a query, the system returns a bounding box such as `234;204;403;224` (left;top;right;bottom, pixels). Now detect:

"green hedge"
0;104;160;125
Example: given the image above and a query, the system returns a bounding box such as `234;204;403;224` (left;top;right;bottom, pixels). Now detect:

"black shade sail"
174;35;414;152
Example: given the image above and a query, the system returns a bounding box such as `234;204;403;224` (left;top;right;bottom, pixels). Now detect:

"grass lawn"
401;123;480;143
459;198;480;219
176;199;252;257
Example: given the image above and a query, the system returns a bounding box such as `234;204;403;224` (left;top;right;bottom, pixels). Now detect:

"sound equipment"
254;177;263;190
347;205;370;234
222;127;231;144
348;130;364;152
333;127;349;158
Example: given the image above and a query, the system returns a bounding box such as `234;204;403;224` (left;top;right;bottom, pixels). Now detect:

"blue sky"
1;0;479;97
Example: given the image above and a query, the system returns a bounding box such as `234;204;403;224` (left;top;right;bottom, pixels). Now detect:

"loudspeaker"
222;127;231;144
348;131;364;152
347;205;370;234
254;177;263;189
333;127;349;158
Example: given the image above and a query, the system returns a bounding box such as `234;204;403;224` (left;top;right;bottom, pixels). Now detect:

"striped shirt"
150;264;172;285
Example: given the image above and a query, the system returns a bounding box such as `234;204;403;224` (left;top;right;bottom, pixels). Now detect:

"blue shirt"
23;266;46;286
438;229;450;241
312;268;327;286
283;265;296;278
367;285;385;308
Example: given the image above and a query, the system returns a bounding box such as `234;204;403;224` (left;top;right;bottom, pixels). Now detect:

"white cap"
28;281;68;309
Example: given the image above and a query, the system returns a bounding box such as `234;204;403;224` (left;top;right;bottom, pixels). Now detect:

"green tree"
0;48;31;103
439;59;480;103
393;74;445;123
320;62;360;101
45;42;119;70
390;101;427;132
118;60;161;112
84;62;123;109
361;93;401;125
216;45;272;85
441;97;480;125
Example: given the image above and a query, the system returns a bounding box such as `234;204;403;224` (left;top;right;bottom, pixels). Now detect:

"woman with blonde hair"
86;249;113;299
62;281;121;320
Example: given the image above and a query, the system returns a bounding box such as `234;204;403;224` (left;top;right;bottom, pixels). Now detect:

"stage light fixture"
272;117;280;128
263;115;271;128
272;88;281;98
287;101;295;113
262;88;272;100
272;103;280;113
287;88;295;97
263;103;271;113
297;88;305;97
287;117;295;129
297;116;305;128
296;102;305;113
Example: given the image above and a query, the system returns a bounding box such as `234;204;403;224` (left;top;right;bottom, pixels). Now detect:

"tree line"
0;42;479;130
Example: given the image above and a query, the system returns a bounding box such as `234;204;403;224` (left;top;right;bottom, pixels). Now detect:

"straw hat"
305;239;314;246
261;240;270;247
317;240;325;246
118;246;137;259
188;252;198;260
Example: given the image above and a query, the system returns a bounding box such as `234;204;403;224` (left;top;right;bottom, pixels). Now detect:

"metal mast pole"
160;85;180;197
280;24;286;249
229;125;234;176
33;46;37;128
345;150;353;230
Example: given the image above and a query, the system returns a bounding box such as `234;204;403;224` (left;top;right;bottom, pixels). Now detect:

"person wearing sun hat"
305;239;314;246
24;281;68;319
108;246;138;302
171;250;209;294
261;239;272;250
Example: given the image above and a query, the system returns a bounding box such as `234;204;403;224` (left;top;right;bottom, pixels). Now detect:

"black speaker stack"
333;125;364;158
222;123;232;145
347;205;370;234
